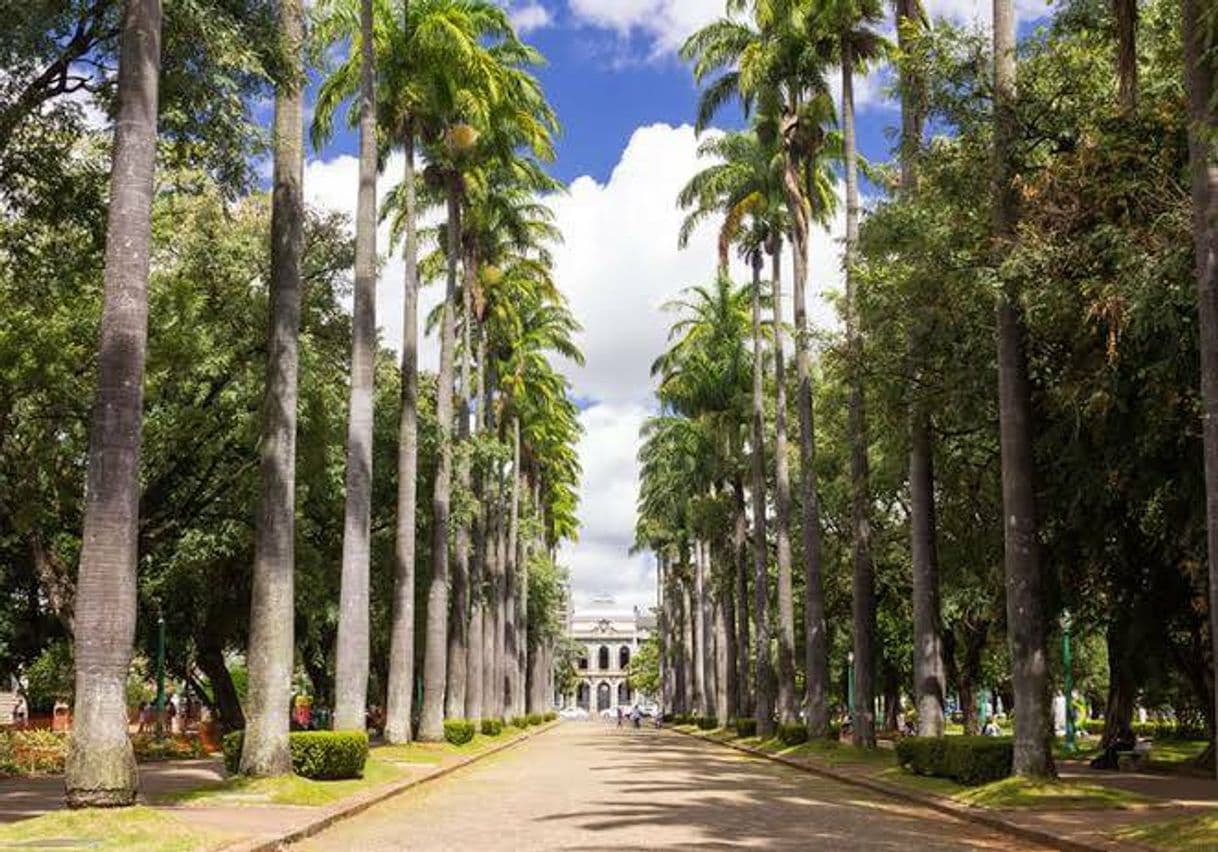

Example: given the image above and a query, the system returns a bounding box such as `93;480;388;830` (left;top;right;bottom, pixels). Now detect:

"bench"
1116;737;1152;770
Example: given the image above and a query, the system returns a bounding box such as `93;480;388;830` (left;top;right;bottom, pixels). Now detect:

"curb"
224;721;562;851
670;728;1138;852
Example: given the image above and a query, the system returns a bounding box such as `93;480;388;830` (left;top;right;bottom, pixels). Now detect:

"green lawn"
774;738;894;768
953;776;1147;810
1118;813;1218;850
0;806;224;852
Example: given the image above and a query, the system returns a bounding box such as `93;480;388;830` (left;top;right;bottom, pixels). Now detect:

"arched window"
577;654;588;670
597;645;610;670
619;646;631;670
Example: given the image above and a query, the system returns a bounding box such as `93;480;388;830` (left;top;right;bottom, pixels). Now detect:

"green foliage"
735;718;757;737
509;715;528;729
526;713;543;726
23;640;72;712
0;729;66;776
697;716;719;730
625;636;660;700
480;718;503;736
543;711;558;722
776;724;808;747
130;734;205;762
222;731;369;779
443;719;476;746
896;737;1013;786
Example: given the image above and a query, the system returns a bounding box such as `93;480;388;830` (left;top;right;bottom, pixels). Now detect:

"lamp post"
155;612;166;737
847;651;855;722
1060;610;1076;753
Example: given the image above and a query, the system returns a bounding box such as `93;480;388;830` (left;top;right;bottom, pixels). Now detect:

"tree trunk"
714;586;730;723
494;458;508;715
385;128;420;745
510;420;525;716
418;179;460;741
749;250;776;736
333;0;377;732
658;555;672;714
694;542;708;717
196;641;245;732
483;458;501;719
769;238;797;727
1101;613;1136;748
465;348;486;723
1114;0;1137;112
239;0;303;778
732;477;752;719
64;0;161;808
1184;0;1218;780
883;661;901;732
993;0;1055;778
719;550;738;723
446;251;476;720
957;621;988;737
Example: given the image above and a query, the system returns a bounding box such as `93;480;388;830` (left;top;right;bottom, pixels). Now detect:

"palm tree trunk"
732;476;752;718
496;475;509;713
896;0;947;739
1184;0;1218;780
446;251;476;719
385;127;419;745
504;438;520;716
785;148;828;738
418;179;460;741
1114;0;1137;111
749;250;776;736
993;0;1054;777
714;582;731;723
770;238;797;727
333;0;377;732
239;0;303;777
682;566;696;714
465;347;486;723
64;0;162;807
513;422;528;716
694;541;708;717
842;42;877;750
658;554;672;714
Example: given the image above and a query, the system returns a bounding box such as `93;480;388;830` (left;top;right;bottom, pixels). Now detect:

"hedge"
735;718;757;738
543;711;558;722
509;715;529;729
526;713;543;726
696;716;718;730
1080;719;1207;741
222;731;369;780
480;718;504;736
776;723;808;747
895;736;1012;786
444;719;476;746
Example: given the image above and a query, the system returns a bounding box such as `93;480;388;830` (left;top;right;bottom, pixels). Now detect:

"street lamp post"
155;612;166;737
1060;610;1075;753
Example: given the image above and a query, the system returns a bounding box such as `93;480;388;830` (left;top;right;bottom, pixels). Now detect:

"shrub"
697;716;718;730
221;730;369;779
509;715;529;729
444;719;476;746
526;713;543;726
480;718;503;737
896;736;1012;786
0;730;68;776
543;711;558;722
777;723;808;747
131;734;204;762
735;718;757;737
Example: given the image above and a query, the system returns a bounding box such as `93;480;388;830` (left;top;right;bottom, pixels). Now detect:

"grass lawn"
0;806;224;851
953;776;1147;810
773;738;894;768
1118;813;1218;850
1146;740;1209;768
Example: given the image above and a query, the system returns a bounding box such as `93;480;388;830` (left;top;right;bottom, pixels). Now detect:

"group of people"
134;692;195;734
614;704;659;729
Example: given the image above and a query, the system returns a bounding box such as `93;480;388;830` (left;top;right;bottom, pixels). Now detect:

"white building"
564;597;655;712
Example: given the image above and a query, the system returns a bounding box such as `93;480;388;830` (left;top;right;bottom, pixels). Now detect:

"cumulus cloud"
304;122;846;611
510;1;554;33
566;0;721;53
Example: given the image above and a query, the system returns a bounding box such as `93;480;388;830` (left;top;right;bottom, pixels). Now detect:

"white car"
559;706;589;720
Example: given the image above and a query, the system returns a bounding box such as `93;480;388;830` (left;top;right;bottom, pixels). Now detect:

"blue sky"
300;0;1052;612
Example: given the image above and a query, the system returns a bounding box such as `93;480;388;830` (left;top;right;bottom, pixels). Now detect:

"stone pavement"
298;721;1049;851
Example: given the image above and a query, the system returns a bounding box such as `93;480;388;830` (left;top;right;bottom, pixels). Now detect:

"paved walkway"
299;722;1047;851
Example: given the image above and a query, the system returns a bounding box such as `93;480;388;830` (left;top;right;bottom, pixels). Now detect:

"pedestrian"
11;693;26;728
138;701;152;733
615;705;623;728
630;704;641;729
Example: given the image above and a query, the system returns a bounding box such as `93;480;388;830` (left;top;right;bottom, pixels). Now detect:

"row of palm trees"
65;0;581;805
644;0;1218;781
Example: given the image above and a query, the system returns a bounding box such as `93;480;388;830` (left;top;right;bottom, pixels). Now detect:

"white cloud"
566;0;722;54
304;122;845;612
511;1;553;33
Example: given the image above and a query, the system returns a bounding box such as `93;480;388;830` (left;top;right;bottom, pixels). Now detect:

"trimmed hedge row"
222;731;369;780
735;718;757;737
480;718;504;737
776;723;808;747
543;711;558;722
696;716;718;730
895;736;1012;786
1081;719;1207;740
444;719;476;746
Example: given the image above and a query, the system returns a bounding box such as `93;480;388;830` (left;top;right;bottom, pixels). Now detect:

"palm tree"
64;0;163;808
992;0;1054;778
241;0;305;776
312;0;378;734
891;0;947;738
1183;0;1218;779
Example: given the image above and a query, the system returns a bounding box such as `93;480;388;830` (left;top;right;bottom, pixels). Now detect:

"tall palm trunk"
682;564;696;714
714;571;732;723
1184;0;1218;780
784;142;829;738
333;0;377;732
385;127;420;745
896;0;947;739
658;555;672;713
1114;0;1137;111
842;42;877;750
732;476;752;717
769;238;797;727
418;179;460;741
240;0;304;776
64;0;162;807
694;540;708;717
993;0;1054;777
749;250;776;735
513;423;528;715
465;345;487;723
446;252;476;719
482;359;500;719
496;471;509;711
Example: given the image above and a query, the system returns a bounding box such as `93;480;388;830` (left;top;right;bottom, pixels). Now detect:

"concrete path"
298;722;1048;851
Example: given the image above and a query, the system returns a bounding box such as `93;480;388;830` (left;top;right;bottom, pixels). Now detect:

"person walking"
615;705;623;728
630;704;642;729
